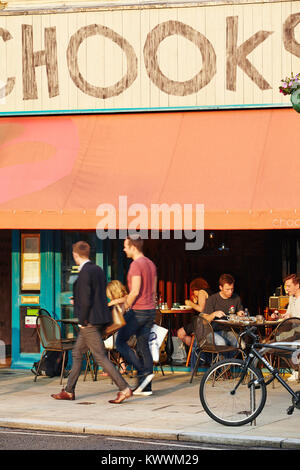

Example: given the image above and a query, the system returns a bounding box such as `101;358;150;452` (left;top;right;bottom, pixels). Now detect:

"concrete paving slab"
0;368;300;448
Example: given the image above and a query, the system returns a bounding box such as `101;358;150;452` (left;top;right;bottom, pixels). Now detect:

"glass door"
54;231;124;337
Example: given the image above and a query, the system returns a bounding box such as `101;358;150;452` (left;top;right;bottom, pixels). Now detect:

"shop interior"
0;228;299;369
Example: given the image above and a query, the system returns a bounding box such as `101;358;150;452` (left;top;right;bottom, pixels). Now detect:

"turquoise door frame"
11;230;124;369
11;230;56;369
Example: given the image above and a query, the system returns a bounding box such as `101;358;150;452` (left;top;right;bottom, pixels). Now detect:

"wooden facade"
0;0;299;114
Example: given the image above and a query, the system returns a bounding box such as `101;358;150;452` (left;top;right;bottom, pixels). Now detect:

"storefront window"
60;231;97;333
60;231;97;293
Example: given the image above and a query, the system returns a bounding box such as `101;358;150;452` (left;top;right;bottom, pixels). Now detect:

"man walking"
51;241;132;404
116;236;157;396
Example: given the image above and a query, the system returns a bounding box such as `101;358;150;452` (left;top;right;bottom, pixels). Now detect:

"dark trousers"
66;325;128;393
116;309;156;377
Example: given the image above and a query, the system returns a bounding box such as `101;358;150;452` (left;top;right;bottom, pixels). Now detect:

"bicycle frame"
234;340;300;403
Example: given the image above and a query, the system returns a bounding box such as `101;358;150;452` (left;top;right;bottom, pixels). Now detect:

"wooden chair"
190;316;242;383
35;315;76;385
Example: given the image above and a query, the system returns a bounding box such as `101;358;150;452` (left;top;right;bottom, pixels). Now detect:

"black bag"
31;351;67;377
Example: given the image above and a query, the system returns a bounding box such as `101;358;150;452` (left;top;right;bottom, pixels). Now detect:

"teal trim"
12;354;41;370
96;238;104;269
0;103;292;117
54;230;62;319
153;365;203;373
40;230;55;316
104;239;112;283
11;230;20;369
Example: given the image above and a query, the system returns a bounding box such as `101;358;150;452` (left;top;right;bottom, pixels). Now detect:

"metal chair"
83;335;126;382
265;317;300;383
83;350;99;381
190;315;241;383
35;315;76;384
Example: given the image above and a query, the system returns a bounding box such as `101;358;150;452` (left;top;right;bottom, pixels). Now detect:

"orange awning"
0;108;299;230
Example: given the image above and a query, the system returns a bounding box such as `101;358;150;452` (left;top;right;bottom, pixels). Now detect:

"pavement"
0;366;300;449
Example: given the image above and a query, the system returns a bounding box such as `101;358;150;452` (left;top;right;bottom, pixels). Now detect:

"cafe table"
213;318;281;343
158;307;194;365
214;318;286;385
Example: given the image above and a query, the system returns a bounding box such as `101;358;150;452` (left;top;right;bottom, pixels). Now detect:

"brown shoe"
51;388;75;401
108;387;132;404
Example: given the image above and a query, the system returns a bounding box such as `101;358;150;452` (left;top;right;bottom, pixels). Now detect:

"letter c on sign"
67;24;138;99
143;21;216;96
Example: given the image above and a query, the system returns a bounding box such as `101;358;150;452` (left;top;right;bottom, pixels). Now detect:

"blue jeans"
214;330;238;347
116;308;156;377
214;329;238;358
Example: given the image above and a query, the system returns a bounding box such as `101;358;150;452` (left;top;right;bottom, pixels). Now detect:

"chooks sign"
0;1;299;115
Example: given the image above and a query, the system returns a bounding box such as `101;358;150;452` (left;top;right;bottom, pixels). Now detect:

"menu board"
21;234;41;291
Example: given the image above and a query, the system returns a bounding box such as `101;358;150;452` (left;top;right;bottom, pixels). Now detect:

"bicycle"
199;326;300;426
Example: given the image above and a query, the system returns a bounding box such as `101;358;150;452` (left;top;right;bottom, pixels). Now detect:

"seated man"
271;274;300;382
201;273;244;347
272;274;300;320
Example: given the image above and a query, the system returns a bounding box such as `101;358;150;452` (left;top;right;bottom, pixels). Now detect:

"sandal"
119;361;127;375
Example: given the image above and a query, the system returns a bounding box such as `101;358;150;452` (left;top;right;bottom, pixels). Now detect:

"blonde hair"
106;280;128;300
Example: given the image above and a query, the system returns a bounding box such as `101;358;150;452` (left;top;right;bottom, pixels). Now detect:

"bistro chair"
35;315;76;385
264;317;300;383
83;350;99;381
93;334;134;382
190;315;242;383
55;315;97;382
84;334;125;382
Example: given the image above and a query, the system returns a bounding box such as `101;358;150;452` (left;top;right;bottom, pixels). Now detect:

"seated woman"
177;277;211;347
101;280;129;376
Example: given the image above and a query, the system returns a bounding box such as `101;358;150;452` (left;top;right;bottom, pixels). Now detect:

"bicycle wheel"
199;358;267;426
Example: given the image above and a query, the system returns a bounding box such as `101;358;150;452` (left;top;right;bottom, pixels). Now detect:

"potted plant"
279;73;300;113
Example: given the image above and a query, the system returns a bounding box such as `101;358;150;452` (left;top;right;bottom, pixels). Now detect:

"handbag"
102;304;126;340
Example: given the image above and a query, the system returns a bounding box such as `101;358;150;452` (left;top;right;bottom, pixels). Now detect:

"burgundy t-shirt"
127;256;157;310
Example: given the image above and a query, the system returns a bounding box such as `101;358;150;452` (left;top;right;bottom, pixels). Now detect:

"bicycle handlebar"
239;326;259;342
240;326;257;336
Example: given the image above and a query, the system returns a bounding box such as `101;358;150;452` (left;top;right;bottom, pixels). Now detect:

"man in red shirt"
116;236;157;396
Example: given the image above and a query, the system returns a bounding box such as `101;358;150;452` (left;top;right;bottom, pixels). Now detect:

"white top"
287;296;300;318
78;259;91;271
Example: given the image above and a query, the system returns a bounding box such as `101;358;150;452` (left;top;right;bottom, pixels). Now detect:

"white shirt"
287;295;300;318
78;259;91;271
